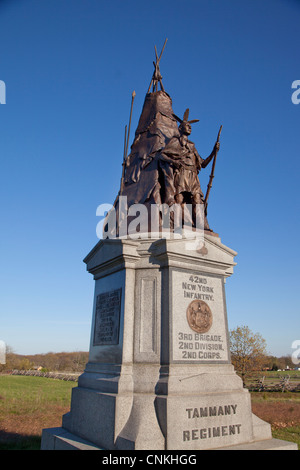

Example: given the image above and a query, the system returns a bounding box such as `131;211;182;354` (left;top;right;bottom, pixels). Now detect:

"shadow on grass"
272;426;300;449
0;431;41;450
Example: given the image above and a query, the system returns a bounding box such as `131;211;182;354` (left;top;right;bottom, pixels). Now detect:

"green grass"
0;375;299;450
0;375;76;450
272;426;300;448
251;391;300;402
0;375;75;417
0;375;75;404
246;370;300;381
0;436;41;450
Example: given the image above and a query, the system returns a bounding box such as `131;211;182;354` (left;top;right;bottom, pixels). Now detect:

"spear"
125;90;136;159
204;125;223;216
120;124;128;194
147;38;168;93
120;91;136;194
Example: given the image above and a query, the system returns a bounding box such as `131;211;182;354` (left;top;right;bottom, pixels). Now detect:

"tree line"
0;348;89;373
0;326;297;376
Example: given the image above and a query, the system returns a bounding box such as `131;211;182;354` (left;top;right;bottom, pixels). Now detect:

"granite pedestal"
41;234;297;450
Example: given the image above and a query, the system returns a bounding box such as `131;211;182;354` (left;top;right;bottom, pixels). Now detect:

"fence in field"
248;374;300;392
8;369;80;382
4;370;300;391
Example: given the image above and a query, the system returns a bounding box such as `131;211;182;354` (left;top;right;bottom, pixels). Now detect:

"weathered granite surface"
41;236;298;450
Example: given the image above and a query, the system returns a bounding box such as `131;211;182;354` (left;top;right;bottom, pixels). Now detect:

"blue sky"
0;0;299;357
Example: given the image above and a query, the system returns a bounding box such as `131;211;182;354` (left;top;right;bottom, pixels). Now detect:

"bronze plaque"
93;288;122;346
186;299;212;333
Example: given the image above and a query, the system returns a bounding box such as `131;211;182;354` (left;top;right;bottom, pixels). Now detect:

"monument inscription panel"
171;270;229;363
166;392;253;450
93;288;122;346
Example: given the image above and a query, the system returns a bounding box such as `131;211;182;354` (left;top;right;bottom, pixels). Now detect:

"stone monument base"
41;427;297;450
41;235;298;451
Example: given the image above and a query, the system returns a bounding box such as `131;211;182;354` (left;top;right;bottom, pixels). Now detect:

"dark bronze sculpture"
147;39;168;94
107;41;222;237
158;109;220;231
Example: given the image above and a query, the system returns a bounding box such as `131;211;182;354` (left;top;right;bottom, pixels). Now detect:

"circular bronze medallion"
186;300;213;333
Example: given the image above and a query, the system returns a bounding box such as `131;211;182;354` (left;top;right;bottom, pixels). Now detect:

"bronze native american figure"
158;108;220;231
107;41;221;237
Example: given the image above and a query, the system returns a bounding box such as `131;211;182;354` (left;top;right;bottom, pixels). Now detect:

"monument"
41;42;297;450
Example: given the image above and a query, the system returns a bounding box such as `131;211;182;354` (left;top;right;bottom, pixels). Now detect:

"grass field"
0;375;76;450
0;374;299;450
251;392;300;448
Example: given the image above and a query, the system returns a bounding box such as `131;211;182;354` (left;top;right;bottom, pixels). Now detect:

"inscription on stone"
182;403;241;443
172;271;229;362
93;288;122;346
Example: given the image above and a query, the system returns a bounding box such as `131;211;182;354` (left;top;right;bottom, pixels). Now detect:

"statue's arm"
201;152;214;169
201;142;220;168
159;138;182;167
193;147;204;170
160;150;181;162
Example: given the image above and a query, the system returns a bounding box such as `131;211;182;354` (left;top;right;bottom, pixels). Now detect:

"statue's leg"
159;161;176;206
192;193;210;231
173;193;184;232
